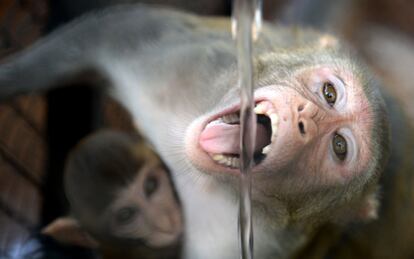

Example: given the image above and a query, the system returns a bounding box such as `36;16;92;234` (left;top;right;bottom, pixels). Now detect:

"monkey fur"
44;130;183;259
0;5;404;258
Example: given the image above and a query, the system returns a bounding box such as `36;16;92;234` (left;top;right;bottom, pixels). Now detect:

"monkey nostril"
298;121;305;135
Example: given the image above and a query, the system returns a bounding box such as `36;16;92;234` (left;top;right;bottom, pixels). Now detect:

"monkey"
0;4;397;258
43;130;183;259
266;1;414;258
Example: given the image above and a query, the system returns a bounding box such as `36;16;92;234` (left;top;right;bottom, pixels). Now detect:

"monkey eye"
332;133;347;161
322;82;337;106
116;207;137;224
144;175;158;198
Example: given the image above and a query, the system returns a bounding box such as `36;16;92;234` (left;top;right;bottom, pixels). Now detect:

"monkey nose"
296;102;318;138
154;214;175;233
298;121;306;135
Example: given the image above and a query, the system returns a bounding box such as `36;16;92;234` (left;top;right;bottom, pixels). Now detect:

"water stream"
231;0;262;258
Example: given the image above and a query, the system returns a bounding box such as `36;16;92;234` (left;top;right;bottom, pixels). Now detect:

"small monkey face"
186;63;375;195
107;161;183;248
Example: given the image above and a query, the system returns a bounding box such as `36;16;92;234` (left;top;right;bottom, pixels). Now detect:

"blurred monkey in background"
43;130;183;259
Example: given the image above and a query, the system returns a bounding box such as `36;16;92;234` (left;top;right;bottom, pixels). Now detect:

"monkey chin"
185;86;297;177
146;231;183;248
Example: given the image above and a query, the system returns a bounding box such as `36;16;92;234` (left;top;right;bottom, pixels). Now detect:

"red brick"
0;156;42;226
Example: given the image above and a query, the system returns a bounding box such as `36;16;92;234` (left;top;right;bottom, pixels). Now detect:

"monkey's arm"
42;217;99;249
0;5;201;99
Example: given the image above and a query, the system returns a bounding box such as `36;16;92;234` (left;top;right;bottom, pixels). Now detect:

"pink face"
185;66;374;194
106;161;183;247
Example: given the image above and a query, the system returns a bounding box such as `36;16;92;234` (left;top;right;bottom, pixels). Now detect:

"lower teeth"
212;154;240;168
262;145;271;154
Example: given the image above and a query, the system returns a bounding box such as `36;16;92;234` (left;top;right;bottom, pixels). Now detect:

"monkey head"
104;157;182;247
185;39;390;225
64;130;183;248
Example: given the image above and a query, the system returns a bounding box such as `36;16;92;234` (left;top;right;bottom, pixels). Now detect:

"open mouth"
199;100;279;169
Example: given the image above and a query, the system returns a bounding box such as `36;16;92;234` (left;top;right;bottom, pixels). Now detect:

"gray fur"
0;5;388;258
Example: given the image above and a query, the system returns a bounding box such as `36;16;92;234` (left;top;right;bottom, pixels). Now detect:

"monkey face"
106;161;183;248
185;58;380;208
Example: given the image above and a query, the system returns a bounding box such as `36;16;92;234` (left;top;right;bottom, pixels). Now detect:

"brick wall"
0;1;48;256
0;1;135;256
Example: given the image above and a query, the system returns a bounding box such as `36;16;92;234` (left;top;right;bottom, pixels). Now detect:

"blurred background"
0;0;413;258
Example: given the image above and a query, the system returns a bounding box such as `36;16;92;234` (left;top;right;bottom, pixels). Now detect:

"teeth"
254;101;279;154
212;154;224;161
262;145;271;155
253;103;267;114
269;113;278;123
211;154;240;168
232;157;240;167
206;119;222;128
269;113;279;142
221;113;239;124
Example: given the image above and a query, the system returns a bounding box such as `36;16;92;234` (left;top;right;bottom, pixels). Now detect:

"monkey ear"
353;192;379;222
334;191;379;224
42;217;100;249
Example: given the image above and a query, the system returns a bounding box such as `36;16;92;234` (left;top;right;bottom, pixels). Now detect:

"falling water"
231;0;262;258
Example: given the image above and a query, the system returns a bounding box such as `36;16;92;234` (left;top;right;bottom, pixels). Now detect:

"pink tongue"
199;122;269;154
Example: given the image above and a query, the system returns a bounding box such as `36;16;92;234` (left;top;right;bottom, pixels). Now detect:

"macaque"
277;1;414;258
0;4;406;258
43;130;183;259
